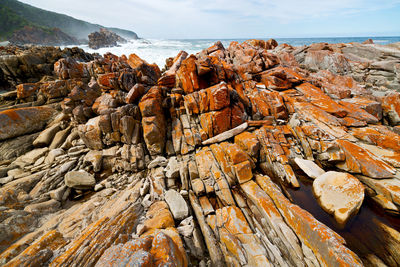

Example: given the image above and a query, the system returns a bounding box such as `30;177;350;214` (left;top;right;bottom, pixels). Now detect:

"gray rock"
64;170;96;189
15;147;49;166
148;156;168;169
83;150;103;172
165;189;189;220
165;156;180;179
45;148;65;164
24;199;60;214
49;126;71;149
33;123;61;147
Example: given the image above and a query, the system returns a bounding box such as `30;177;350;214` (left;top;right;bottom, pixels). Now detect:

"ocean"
65;36;400;68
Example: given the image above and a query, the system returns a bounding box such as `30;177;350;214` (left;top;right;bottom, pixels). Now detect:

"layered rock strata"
1;40;400;266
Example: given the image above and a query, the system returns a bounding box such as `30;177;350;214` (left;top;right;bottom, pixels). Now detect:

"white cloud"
18;0;400;38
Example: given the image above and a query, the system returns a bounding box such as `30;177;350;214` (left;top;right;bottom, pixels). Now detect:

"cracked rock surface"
1;39;400;266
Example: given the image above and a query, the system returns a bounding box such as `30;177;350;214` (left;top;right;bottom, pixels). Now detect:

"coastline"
0;39;400;266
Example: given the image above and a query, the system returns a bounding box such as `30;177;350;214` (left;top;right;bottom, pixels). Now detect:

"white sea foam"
67;37;400;68
72;39;220;68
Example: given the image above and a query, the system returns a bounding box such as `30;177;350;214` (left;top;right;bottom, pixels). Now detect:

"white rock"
202;122;248;145
165;156;180;179
165;189;189;220
294;158;325;179
64;170;96;189
313;171;364;226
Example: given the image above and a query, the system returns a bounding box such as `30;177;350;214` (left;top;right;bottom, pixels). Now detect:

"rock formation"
0;39;400;266
88;28;127;50
9;26;78;46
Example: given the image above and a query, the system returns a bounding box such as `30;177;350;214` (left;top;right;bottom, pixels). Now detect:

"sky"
19;0;400;39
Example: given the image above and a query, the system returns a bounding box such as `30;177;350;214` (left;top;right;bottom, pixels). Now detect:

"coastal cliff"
0;39;400;266
0;0;139;43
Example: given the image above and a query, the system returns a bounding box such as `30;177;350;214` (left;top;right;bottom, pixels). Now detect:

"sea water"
73;36;400;68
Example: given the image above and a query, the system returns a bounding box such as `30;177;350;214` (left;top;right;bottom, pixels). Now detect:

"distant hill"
0;0;139;41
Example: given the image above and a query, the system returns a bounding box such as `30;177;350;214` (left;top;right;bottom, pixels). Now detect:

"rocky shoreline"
0;39;399;266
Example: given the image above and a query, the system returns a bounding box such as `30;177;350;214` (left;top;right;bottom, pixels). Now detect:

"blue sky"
19;0;400;39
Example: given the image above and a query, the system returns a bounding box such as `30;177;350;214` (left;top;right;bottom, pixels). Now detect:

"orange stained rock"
220;142;249;165
150;231;187;267
216;206;253;235
215;205;271;266
139;86;164;117
195;147;214;180
16;83;40;99
210;144;236;185
0;106;54;141
176;55;201;94
127;53;148;69
381;91;400;124
352;126;400;153
234;131;260;159
212;108;232;136
199;112;213;138
218;228;247;265
341;97;382;120
183;93;200;115
296;82;348;117
4;230;65;267
254;175;363;267
339;100;379;124
125;84;145;104
233;161;253;184
337;139;396;178
143;201;175;231
97;72;119;89
208;82;230;111
50;217;110;266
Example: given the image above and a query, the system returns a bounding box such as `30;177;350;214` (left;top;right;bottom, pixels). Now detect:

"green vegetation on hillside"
0;0;138;41
0;5;31;40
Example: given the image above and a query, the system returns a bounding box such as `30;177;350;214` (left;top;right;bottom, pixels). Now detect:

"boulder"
64;170;96;189
125;83;145;104
313;171;364;226
164;189;189;220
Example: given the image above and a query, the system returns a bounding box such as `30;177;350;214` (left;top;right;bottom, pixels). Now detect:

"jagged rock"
139;86;166;155
88;28;126;50
313;171;365;226
64;170;96;189
2;40;400;267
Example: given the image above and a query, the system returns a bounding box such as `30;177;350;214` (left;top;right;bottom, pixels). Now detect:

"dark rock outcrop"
88;28;127;50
